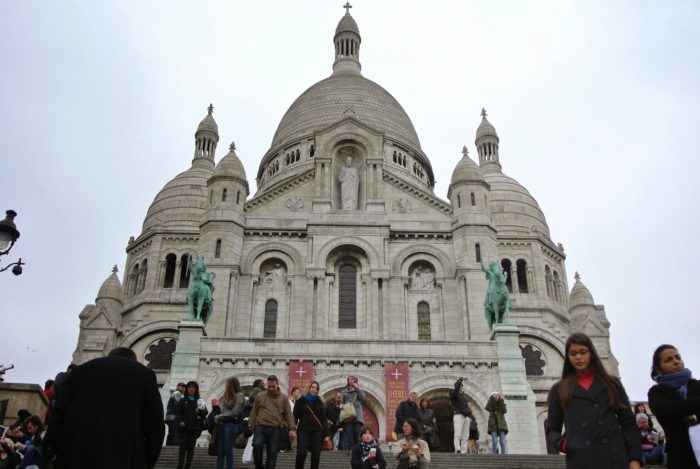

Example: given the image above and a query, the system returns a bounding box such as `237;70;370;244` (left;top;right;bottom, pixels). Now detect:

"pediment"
383;168;453;217
245;168;315;213
84;306;116;329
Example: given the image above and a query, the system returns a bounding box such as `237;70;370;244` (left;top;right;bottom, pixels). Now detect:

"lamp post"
0;209;25;275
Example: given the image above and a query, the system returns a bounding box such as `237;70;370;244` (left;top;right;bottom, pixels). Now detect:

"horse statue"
481;260;511;331
185;254;216;324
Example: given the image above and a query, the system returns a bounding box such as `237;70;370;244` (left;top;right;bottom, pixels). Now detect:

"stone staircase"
155;447;668;468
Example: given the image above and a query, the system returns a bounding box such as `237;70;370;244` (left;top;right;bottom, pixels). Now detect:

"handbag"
339;395;357;423
235;432;248;449
208;423;219;456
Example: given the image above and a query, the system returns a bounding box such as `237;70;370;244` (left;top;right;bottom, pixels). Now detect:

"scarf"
303;394;320;404
187;395;196;402
360;441;376;458
654;368;692;399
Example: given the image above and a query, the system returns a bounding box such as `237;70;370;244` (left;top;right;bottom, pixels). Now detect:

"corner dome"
451;147;485;185
483;171;551;238
142;163;213;232
213;143;247;180
569;272;595;309
271;74;422;150
96;265;123;301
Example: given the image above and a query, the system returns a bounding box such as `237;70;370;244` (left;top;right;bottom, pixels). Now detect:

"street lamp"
0;209;25;275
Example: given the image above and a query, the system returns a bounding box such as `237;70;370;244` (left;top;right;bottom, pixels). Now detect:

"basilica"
72;7;617;453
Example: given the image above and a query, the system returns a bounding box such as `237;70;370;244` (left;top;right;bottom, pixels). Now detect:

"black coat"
51;356;164;469
293;397;329;436
176;397;208;434
394;400;418;433
648;378;700;469
546;379;642;469
350;444;387;469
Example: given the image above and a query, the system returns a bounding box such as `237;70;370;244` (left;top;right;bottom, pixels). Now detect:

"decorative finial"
229;141;236;151
343;1;352;14
207;103;214;115
574;271;581;281
112;264;119;274
462;145;469;157
481;108;488;119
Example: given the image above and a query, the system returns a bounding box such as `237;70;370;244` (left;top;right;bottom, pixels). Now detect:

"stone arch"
316;237;381;270
204;371;269;403
241;242;304;276
517;327;566;355
317;126;378;160
391;245;455;278
120;321;179;350
411;373;491;408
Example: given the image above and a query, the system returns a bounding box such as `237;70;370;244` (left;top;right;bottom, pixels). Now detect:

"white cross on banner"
288;360;314;393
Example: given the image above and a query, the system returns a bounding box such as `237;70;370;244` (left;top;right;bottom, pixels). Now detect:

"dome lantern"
475;108;501;172
333;2;362;76
193;103;219;164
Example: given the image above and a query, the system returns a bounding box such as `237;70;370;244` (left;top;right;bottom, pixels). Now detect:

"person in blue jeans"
215;377;246;469
485;392;508;454
342;376;366;450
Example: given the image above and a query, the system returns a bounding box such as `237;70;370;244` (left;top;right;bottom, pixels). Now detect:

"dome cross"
207;103;214;115
481;107;488;118
343;1;352;14
462;145;469;157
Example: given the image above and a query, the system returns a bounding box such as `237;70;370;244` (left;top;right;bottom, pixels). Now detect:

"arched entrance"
419;388;481;453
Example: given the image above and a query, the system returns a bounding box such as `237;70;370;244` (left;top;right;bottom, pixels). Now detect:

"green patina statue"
185;253;216;323
481;260;511;330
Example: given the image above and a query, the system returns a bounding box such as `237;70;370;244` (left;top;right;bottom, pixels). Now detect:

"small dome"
96;265;123;301
196;104;218;135
569;272;595;309
451;146;485;185
213;143;247;180
335;13;360;36
476;114;498;141
483;171;551;238
142;163;213;232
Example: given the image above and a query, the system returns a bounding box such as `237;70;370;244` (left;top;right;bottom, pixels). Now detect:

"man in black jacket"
394;392;418;441
50;347;165;469
449;377;472;454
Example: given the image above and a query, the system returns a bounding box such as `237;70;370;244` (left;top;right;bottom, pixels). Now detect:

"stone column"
490;324;539;454
527;267;535;294
510;266;519;294
161;320;206;406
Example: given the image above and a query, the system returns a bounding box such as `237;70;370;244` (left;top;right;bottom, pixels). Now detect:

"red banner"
385;363;409;440
288;360;314;394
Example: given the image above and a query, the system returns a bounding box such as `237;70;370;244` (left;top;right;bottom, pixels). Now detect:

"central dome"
271;74;422;150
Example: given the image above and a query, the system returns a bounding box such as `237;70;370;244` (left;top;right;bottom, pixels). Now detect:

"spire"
194;103;219;164
475;108;501;171
333;3;362;76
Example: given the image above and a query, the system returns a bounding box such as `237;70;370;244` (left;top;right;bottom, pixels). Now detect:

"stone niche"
334;144;363;210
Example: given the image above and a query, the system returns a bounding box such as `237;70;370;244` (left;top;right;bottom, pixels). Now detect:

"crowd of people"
1;333;698;468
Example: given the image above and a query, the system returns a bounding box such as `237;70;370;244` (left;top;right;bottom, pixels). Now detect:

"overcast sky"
1;1;698;401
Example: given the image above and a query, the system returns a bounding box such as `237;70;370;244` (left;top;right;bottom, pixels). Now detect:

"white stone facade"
72;10;618;454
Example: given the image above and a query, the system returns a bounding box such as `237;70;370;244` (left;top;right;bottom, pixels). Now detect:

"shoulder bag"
340;394;357;423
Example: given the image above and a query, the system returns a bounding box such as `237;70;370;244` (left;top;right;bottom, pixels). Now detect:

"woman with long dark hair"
215;377;245;469
647;344;700;468
292;381;330;469
546;333;641;469
176;380;208;469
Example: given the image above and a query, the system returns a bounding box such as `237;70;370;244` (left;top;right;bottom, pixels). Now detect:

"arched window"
215;239;222;259
237;190;241;204
553;270;561;302
222;188;227;202
163;254;176;288
310;144;315;157
130;263;140;297
516;259;528;293
475;243;482;263
470;192;476;206
501;258;513;293
264;299;278;338
417;302;431;340
457;194;461;208
139;259;148;293
179;254;190;288
545;265;553;299
338;263;357;329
